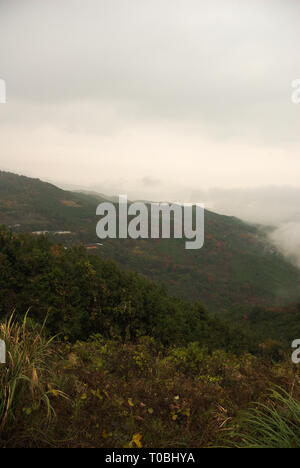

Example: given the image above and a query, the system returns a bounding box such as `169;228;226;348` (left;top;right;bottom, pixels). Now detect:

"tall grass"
0;313;64;444
231;387;300;448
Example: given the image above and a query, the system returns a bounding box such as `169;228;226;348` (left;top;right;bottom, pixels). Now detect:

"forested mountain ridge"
0;171;106;230
0;170;299;311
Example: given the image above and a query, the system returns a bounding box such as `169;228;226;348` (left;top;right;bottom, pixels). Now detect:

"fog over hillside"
186;185;300;268
49;176;300;268
269;223;300;268
60;180;300;269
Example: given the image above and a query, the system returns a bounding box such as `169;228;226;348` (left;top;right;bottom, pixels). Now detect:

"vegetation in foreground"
0;315;64;446
1;227;300;448
1;316;300;448
229;388;300;448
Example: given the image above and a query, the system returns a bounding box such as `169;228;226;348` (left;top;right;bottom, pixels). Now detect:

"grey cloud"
0;0;299;145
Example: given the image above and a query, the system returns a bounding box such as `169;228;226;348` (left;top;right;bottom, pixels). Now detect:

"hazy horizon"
0;0;299;261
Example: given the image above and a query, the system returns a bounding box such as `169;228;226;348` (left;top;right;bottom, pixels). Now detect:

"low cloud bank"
188;186;300;269
270;222;300;268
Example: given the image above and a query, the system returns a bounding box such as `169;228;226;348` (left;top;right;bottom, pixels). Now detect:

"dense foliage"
1;318;299;448
222;304;300;349
0;227;252;353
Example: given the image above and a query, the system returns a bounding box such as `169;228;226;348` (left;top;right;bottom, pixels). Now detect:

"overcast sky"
0;0;299;224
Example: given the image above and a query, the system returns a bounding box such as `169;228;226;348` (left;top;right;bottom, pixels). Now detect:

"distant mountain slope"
0;170;299;311
0;171;106;233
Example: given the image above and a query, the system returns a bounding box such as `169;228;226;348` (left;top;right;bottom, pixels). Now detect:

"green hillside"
1;199;300;449
0;170;299;311
0;227;252;351
0;229;299;448
0;171;105;231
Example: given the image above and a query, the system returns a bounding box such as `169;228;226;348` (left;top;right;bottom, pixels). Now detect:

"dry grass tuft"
0;313;65;445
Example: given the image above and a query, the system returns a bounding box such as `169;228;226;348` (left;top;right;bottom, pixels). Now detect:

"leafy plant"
229;387;300;448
